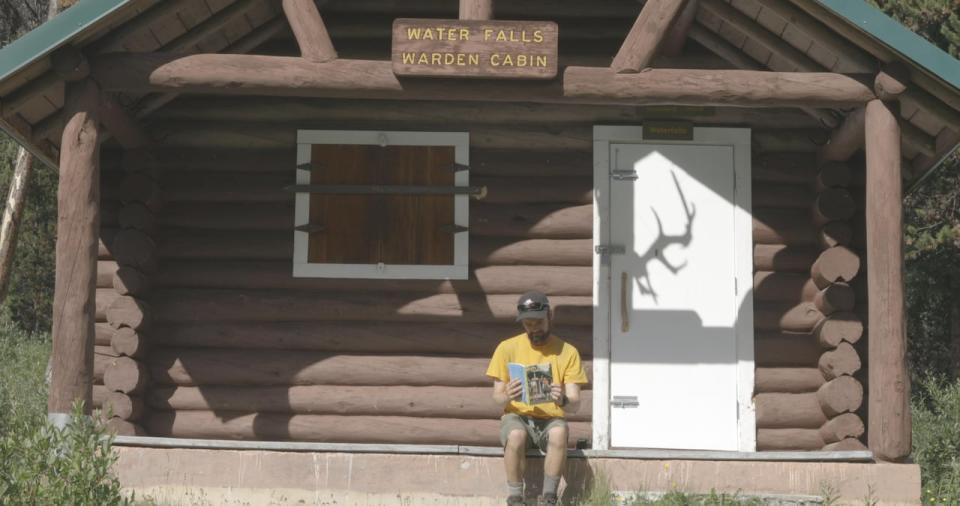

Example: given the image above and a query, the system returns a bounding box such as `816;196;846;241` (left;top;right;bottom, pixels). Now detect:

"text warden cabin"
392;19;559;79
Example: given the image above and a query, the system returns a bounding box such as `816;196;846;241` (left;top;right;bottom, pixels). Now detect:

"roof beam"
753;0;874;73
612;0;689;73
760;0;958;135
820;107;864;162
688;23;761;70
659;0;699;57
99;93;152;149
696;0;942;152
459;0;492;20
699;0;820;72
688;20;838;128
91;0;192;53
282;0;337;63
166;0;264;53
90;52;876;108
134;16;289;119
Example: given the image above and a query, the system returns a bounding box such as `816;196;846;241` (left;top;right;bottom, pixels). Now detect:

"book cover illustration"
508;362;554;405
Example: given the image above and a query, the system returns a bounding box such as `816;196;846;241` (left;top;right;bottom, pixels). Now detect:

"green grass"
913;377;960;505
570;470;768;506
0;318;49;428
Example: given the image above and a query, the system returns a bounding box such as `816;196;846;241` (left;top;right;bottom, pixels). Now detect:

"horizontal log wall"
752;155;867;451
97;161;157;434
97;94;839;449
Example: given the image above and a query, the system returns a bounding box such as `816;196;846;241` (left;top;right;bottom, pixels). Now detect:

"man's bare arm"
563;383;582;413
492;379;522;407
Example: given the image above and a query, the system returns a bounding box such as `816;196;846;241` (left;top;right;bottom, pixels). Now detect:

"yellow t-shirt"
485;333;589;419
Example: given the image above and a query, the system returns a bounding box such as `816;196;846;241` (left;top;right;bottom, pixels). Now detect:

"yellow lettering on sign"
502;54;513;66
536;55;547;67
490;54;500;66
402;52;416;64
443;53;454;65
418;53;429;65
431;53;442;65
484;28;493;41
406;28;422;40
469;53;479;65
456;53;465;66
423;29;434;40
516;55;527;67
496;30;507;42
460;28;470;40
534;30;544;43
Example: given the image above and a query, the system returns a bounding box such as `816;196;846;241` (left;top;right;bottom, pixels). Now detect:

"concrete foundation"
114;446;921;505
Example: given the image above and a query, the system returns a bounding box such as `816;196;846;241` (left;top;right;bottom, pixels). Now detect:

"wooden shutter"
307;144;456;266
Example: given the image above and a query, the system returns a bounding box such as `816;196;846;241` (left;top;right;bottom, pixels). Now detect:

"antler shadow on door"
634;170;696;304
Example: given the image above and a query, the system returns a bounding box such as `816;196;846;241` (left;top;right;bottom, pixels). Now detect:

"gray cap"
516;291;550;321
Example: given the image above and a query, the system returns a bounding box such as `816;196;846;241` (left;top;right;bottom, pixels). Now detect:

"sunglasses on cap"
517;301;549;312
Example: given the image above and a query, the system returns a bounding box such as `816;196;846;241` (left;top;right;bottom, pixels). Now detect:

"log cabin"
1;0;957;503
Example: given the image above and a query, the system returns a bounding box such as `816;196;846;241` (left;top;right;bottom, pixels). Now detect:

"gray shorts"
499;413;567;453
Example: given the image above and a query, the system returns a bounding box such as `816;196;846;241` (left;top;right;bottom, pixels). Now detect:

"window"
293;130;470;279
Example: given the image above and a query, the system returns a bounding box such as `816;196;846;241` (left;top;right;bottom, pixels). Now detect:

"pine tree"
867;0;960;57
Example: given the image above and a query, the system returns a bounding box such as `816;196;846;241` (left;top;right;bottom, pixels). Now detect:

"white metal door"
608;142;743;450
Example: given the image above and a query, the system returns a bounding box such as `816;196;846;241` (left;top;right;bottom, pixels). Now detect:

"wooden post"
459;0;492;20
611;0;689;73
281;0;337;63
864;98;911;461
48;78;101;421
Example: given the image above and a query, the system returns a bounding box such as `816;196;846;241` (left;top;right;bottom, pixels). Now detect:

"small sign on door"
643;121;695;141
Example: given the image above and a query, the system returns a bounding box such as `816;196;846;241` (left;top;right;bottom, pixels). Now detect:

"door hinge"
611;395;639;408
611;169;638;181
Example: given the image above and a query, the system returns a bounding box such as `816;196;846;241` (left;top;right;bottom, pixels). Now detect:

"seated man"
486;291;589;506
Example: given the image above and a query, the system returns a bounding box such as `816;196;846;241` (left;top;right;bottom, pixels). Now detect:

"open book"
508;362;554;405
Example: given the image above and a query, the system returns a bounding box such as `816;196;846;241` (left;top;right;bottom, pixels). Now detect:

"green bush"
0;402;132;506
0;320;131;505
913;377;960;505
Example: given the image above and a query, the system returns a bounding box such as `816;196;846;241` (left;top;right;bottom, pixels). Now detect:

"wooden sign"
643;121;694;141
392;18;558;79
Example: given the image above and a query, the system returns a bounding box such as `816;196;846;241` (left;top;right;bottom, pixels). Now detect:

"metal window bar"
284;184;486;199
297;163;469;172
296;223;468;234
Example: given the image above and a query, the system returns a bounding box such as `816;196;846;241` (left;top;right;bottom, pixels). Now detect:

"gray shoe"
538;493;558;505
507;494;525;506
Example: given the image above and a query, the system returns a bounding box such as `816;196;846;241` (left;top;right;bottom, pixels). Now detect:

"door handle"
620;271;629;333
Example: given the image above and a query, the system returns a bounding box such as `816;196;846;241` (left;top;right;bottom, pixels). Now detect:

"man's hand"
550;383;564;405
492;379;524;407
506;379;523;401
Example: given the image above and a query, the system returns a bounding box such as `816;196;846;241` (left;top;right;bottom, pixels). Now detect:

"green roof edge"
0;0;132;83
815;0;960;92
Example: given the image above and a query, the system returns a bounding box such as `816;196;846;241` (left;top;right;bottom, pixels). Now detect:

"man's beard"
527;328;550;346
